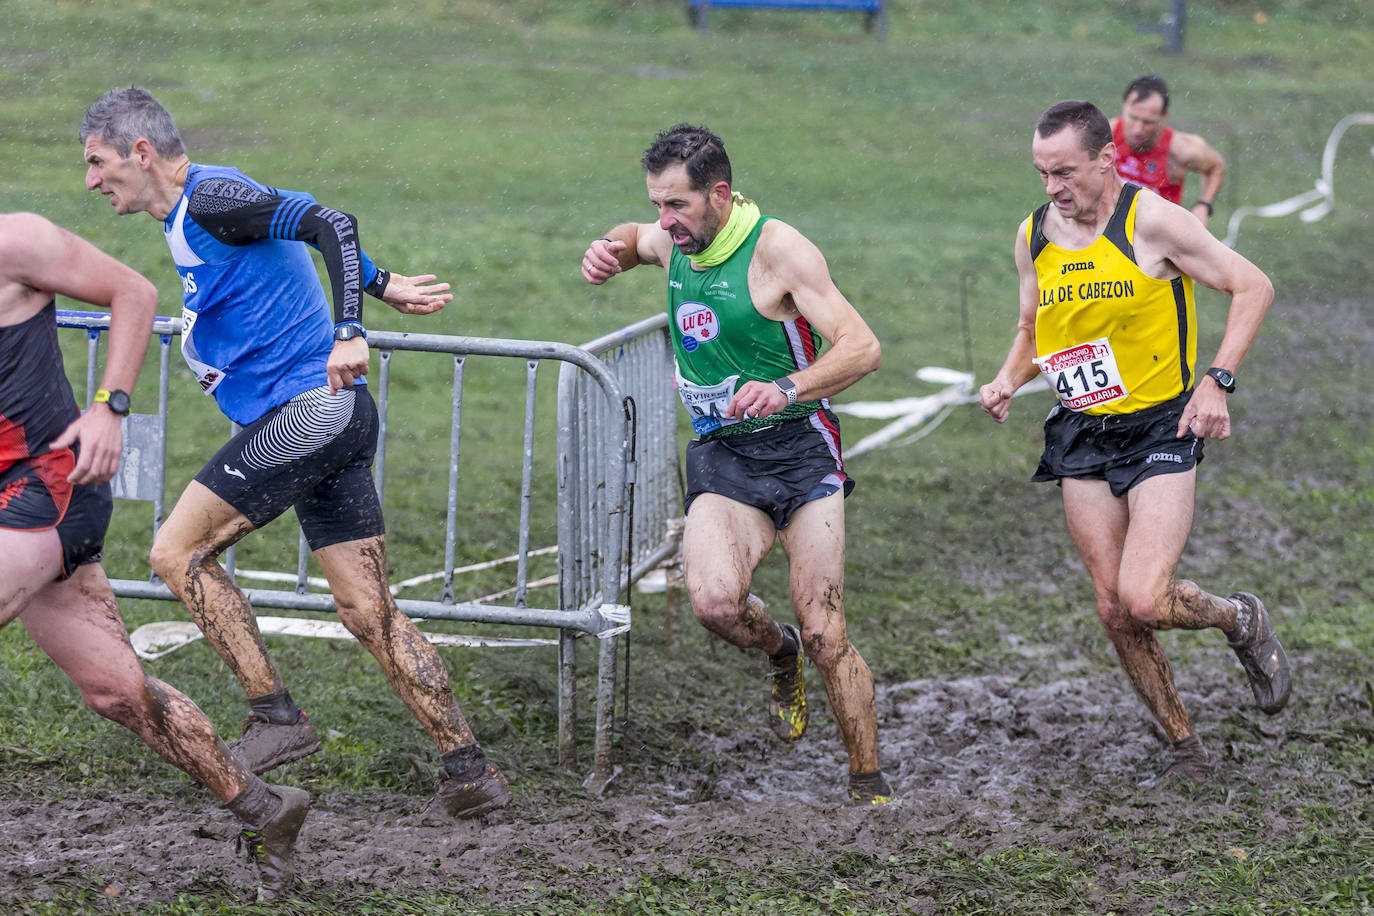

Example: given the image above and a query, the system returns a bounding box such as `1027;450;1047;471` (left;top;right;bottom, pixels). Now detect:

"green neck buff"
688;192;761;269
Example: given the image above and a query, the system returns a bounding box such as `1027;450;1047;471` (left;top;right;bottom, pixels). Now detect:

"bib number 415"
1034;338;1128;412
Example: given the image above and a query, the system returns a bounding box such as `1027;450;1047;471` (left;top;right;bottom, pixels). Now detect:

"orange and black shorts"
0;451;112;577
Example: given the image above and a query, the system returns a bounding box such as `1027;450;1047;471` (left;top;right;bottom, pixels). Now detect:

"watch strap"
334;321;367;341
94;388;132;416
1204;367;1236;393
774;377;798;406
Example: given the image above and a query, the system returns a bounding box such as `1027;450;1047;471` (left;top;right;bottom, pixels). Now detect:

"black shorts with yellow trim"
684;408;855;530
1032;389;1204;498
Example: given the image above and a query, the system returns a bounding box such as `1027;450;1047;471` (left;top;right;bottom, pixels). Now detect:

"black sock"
849;769;891;796
769;623;798;661
442;744;489;782
226;777;283;829
248;687;301;726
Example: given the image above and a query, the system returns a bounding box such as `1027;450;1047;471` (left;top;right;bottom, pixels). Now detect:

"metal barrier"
557;313;681;788
57;309;680;789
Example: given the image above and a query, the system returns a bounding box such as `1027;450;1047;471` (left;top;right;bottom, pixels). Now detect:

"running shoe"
767;623;807;742
238;785;310;902
232;710;321;775
847;769;894;806
1227;592;1293;715
424;762;512;819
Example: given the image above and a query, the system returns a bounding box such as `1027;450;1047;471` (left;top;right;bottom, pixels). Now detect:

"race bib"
180;307;226;396
1034;338;1128;412
675;367;741;434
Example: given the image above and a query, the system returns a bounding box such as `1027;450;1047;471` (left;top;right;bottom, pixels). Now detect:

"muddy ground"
2;298;1370;913
0;650;1357;913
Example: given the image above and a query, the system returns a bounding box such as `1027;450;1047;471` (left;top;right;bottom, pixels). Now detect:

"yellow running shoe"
767;623;807;742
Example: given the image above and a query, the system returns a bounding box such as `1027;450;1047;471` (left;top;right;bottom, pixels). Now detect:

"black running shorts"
684;408;855;530
1032;388;1203;498
0;450;112;578
194;385;384;550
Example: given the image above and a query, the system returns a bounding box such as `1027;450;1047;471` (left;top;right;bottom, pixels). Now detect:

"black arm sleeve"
187;177;367;325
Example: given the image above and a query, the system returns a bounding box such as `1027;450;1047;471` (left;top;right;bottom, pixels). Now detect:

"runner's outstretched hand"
382;273;452;315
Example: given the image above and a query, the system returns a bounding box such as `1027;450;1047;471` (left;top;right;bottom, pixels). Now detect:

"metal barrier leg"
584;632;620;794
558;628;577;770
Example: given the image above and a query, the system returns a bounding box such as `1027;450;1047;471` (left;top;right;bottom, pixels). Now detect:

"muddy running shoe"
1227;592;1293;715
847;769;894;806
767;623;808;743
232;710;321;775
1139;736;1218;788
425;762;511;819
238;785;310;902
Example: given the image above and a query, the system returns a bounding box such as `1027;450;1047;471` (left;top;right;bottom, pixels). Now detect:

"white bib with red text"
1034;338;1129;412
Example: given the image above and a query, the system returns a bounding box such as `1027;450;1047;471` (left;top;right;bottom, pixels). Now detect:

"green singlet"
668;216;824;438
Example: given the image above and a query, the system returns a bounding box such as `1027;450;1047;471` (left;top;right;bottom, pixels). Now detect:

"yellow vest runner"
1029;183;1197;416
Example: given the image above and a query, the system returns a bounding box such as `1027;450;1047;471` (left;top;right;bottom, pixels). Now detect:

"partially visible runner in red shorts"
0;212;307;900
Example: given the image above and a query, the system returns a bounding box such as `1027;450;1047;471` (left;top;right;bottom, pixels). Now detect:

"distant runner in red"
0;211;306;900
1111;75;1227;228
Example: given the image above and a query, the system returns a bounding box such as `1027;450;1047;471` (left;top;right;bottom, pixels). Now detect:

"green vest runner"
669;216;824;438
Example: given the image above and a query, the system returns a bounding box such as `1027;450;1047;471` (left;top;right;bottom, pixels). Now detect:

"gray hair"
80;87;185;158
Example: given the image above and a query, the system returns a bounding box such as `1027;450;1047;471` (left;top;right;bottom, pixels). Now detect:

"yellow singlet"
1029;184;1196;416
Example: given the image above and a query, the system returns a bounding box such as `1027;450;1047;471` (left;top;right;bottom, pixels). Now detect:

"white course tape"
596;604;632;640
390;545;559;593
129;616;557;660
834;367;1048;458
1223;112;1374;248
231;545;560;598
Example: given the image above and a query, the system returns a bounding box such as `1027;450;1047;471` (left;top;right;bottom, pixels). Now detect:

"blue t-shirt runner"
165;163;390;425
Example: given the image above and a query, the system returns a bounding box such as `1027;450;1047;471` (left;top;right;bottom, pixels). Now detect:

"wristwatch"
774;376;798;406
334;322;367;341
94;388;132;416
1205;367;1236;393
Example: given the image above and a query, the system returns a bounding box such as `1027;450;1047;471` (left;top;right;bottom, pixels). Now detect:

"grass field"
3;0;1374;913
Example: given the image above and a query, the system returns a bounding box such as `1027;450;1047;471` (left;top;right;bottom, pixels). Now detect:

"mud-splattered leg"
150;481;281;697
778;491;880;774
21;563;251;801
682;493;786;654
1063;472;1218;743
314;535;474;752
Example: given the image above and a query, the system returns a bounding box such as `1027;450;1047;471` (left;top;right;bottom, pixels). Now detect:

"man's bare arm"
726;221;880;420
2;213;156;482
1135;192;1272;439
1172;131;1226;224
979;223;1043;423
581;222;672;283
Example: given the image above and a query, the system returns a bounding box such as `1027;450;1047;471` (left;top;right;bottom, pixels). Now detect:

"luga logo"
676;301;719;351
181;271;197;295
1061;260;1094;275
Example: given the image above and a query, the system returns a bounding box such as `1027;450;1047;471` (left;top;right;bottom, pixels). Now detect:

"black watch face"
107;390;131;415
1210;369;1235;390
